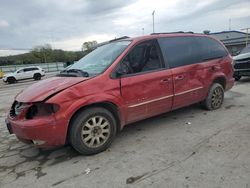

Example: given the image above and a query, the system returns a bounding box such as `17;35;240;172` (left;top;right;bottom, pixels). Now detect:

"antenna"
229;19;231;31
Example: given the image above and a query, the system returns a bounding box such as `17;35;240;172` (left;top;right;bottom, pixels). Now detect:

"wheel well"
66;102;121;144
7;76;16;81
213;77;226;89
34;73;41;76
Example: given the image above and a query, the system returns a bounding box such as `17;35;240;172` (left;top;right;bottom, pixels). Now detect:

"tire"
7;77;16;84
234;75;241;81
69;107;117;155
33;73;41;80
203;83;224;110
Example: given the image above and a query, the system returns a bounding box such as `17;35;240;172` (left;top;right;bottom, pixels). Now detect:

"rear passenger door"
24;68;36;79
158;37;206;109
117;40;174;123
158;36;228;110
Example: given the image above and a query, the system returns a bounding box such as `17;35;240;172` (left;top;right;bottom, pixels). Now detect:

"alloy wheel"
81;116;111;148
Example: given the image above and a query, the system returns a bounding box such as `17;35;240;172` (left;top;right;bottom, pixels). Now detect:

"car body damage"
5;33;234;155
16;76;90;102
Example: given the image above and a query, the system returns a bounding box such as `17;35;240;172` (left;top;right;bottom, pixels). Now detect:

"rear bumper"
6;115;68;148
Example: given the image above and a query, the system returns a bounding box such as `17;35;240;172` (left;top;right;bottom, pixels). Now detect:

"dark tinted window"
24;67;38;72
197;37;228;60
119;40;163;75
158;36;228;68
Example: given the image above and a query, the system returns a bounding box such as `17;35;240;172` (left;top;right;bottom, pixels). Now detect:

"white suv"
2;66;45;84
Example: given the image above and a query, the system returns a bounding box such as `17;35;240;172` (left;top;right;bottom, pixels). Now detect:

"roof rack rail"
109;36;130;42
150;31;194;35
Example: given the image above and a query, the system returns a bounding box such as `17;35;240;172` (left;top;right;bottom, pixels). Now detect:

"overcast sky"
0;0;249;56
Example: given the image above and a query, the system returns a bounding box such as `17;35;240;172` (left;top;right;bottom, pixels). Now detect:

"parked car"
2;66;45;84
233;44;250;81
5;33;234;155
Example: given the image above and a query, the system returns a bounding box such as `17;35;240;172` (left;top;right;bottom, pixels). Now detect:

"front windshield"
240;44;250;54
68;40;131;76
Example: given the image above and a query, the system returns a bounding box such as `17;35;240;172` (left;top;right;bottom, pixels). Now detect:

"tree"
31;44;53;63
81;41;98;52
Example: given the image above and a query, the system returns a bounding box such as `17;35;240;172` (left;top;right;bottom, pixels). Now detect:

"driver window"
17;69;24;74
120;40;162;75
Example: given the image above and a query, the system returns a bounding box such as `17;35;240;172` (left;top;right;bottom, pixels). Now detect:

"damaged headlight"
26;103;59;119
12;102;31;117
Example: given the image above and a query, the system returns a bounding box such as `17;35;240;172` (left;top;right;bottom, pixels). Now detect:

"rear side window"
24;68;38;72
158;36;228;68
197;37;228;61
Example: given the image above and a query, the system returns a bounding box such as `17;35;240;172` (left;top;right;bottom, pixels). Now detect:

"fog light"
32;140;46;145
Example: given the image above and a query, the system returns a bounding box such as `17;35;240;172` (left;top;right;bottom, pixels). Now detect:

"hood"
3;72;14;77
16;76;90;102
233;52;250;61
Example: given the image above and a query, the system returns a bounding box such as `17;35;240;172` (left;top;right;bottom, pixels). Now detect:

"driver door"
118;40;174;123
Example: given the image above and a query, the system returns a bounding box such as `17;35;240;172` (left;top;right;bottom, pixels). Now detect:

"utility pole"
241;28;250;47
152;10;155;33
142;28;144;35
229;19;231;31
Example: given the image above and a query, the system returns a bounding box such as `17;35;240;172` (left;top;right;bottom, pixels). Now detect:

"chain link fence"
0;62;66;74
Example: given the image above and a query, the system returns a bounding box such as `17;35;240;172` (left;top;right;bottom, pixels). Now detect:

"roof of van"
126;32;211;42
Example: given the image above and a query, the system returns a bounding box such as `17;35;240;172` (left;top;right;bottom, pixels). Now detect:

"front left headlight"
26;103;60;119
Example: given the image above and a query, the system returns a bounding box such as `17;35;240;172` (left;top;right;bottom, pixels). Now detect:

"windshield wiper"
57;69;89;77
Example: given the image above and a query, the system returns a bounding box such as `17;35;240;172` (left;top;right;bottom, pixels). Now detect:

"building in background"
210;31;250;56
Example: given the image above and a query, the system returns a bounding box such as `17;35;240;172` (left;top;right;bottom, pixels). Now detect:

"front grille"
234;59;250;70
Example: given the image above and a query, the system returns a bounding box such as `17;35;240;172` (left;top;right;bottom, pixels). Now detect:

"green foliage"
82;41;98;52
31;44;53;63
0;41;97;66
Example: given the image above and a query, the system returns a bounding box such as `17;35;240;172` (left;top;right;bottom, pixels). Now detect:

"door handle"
160;78;171;84
175;75;184;80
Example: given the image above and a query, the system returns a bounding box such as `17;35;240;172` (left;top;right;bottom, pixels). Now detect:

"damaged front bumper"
6;114;68;148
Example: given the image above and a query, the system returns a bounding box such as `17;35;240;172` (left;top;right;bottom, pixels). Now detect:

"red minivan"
6;33;234;155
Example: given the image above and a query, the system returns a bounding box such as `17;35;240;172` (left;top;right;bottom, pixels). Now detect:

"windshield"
67;41;131;76
240;44;250;54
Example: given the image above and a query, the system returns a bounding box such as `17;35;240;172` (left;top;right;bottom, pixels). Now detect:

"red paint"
6;34;234;148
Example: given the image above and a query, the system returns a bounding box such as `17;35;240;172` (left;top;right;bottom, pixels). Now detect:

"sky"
0;0;249;56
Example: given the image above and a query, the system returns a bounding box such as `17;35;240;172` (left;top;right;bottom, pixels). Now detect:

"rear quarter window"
158;36;228;68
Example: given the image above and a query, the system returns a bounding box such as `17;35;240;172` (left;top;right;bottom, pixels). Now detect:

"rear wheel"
33;73;41;80
203;83;224;110
69;107;117;155
7;77;16;84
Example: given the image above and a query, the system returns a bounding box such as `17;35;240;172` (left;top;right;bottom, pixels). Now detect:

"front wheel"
7;77;16;84
69;107;117;155
203;83;224;110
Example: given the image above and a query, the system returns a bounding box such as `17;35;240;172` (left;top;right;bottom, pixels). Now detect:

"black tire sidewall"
7;77;16;84
205;83;224;110
34;73;41;80
69;107;117;155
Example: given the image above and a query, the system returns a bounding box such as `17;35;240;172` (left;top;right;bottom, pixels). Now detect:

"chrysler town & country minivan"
6;33;234;155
